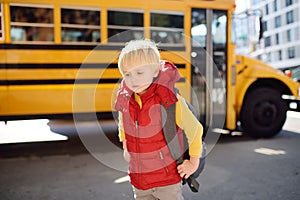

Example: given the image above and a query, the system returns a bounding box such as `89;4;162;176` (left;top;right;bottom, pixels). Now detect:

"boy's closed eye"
124;73;131;77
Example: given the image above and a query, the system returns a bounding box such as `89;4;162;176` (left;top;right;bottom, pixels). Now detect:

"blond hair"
118;39;160;75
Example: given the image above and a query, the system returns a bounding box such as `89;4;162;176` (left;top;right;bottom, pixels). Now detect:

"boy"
115;39;203;200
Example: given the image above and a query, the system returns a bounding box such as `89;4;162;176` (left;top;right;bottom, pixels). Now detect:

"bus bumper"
282;95;300;112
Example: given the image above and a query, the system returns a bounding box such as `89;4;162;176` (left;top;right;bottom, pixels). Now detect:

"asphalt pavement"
0;112;299;200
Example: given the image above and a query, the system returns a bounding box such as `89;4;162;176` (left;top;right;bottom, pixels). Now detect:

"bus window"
191;8;207;127
61;7;100;43
108;10;143;43
212;10;227;79
231;17;237;44
150;11;184;45
0;3;3;40
212;10;227;129
10;4;54;42
212;15;226;45
191;9;206;47
191;9;227;131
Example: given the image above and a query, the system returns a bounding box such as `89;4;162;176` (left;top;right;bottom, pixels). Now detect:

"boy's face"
123;63;159;94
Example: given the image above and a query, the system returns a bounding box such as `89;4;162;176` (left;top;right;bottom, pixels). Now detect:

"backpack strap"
161;102;200;193
161;103;183;165
185;177;200;193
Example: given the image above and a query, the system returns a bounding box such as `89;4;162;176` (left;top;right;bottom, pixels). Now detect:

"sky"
235;0;248;13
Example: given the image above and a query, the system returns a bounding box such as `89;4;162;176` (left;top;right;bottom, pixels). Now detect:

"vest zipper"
135;120;142;182
159;151;169;173
134;99;141;183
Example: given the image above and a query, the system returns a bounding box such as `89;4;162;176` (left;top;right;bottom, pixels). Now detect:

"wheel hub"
254;102;277;126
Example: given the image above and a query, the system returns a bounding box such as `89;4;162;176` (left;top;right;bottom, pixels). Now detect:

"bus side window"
107;10;144;43
191;9;207;48
150;11;184;45
61;7;100;43
10;5;54;42
0;3;4;40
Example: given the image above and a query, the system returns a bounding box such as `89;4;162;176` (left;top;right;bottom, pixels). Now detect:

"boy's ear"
153;67;160;78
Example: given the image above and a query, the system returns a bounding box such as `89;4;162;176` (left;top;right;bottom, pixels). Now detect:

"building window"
286;0;293;7
275;16;281;28
265;4;269;15
265;36;271;47
274;0;278;12
262;21;268;31
61;7;100;43
10;4;54;42
107;10;144;43
266;52;271;62
257;55;262;60
288;47;295;59
150;11;184;45
275;33;279;44
278;50;282;60
286;11;294;24
252;0;260;5
287;29;292;42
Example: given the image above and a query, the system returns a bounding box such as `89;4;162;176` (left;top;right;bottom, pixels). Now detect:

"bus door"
0;3;8;118
0;59;7;119
191;8;227;135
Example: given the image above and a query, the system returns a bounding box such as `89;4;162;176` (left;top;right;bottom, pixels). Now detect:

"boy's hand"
123;148;130;162
177;157;199;179
122;140;130;162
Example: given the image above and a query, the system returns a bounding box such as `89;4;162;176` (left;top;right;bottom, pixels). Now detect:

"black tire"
240;87;288;138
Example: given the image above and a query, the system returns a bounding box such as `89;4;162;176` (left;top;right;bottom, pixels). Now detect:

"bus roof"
8;0;236;11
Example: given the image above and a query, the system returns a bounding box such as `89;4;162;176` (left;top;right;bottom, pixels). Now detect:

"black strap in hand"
161;103;200;193
186;176;200;193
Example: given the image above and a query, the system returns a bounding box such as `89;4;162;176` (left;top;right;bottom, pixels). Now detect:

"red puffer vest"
115;60;183;190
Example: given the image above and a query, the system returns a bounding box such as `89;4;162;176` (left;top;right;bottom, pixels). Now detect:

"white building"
249;0;300;70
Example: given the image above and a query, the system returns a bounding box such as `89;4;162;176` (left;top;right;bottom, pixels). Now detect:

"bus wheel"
241;87;288;138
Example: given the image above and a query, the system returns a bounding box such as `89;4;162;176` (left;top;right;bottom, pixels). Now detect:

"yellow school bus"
0;0;299;138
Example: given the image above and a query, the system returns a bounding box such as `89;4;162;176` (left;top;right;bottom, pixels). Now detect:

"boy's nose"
130;76;137;82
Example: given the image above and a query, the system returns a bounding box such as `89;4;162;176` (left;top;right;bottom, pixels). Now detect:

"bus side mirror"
249;13;263;43
258;16;264;40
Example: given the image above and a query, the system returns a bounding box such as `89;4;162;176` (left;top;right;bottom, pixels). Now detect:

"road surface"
0;111;299;200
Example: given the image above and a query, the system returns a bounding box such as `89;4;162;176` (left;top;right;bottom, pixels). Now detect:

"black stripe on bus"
158;46;186;51
0;79;119;85
0;77;185;85
0;63;118;69
1;63;185;69
0;44;185;51
176;64;185;68
0;112;115;121
0;44;113;50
